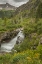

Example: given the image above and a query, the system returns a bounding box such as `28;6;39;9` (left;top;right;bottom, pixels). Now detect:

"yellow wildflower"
34;53;40;59
27;57;32;62
39;60;41;63
2;63;3;64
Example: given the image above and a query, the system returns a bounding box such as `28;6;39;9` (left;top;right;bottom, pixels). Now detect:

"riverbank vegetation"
0;0;42;64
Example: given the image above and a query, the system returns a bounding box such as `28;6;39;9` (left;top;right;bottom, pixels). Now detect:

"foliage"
0;49;42;64
0;10;15;19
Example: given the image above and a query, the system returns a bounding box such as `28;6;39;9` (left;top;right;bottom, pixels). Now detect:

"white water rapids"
1;31;24;52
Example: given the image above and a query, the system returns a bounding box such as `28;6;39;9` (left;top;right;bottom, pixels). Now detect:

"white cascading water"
1;31;24;52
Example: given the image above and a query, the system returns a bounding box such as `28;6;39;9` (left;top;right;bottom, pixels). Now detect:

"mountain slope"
14;0;42;18
36;2;42;18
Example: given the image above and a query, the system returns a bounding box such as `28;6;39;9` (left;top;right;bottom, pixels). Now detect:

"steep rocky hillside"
14;0;42;18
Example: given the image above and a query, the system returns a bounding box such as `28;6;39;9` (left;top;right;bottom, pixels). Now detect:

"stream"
1;30;24;52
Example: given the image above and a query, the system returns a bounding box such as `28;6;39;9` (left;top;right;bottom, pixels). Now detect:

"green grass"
0;47;42;64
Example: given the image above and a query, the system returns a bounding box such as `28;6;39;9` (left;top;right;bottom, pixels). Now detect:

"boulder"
0;30;19;43
16;36;24;44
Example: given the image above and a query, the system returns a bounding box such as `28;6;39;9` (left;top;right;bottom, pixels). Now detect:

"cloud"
0;0;6;3
0;0;29;7
14;0;28;2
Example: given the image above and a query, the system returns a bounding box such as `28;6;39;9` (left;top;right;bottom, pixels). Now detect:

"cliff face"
0;3;16;10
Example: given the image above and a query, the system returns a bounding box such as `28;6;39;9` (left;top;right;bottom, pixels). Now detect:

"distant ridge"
0;3;16;10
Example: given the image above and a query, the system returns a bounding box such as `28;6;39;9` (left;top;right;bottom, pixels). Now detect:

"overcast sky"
0;0;29;7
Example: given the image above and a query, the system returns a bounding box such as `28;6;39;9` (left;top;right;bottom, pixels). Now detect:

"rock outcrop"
0;30;19;43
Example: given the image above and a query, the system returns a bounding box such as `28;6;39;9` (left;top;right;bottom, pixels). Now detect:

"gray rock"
16;36;24;44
